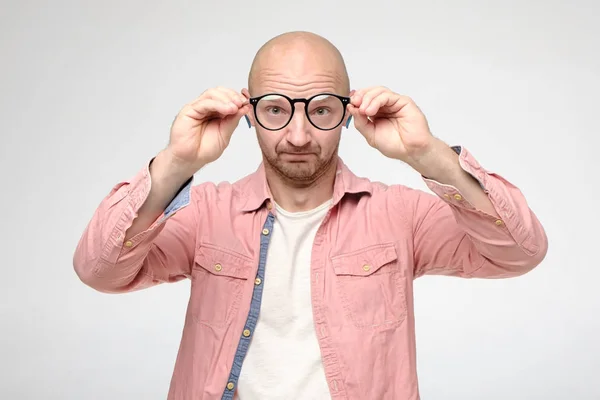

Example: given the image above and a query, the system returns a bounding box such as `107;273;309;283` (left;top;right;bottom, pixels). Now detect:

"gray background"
1;0;598;399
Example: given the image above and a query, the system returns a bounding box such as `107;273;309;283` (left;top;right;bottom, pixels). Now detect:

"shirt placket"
220;212;275;399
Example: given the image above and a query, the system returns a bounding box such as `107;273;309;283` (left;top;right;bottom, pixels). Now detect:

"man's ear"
241;88;254;128
241;87;251;99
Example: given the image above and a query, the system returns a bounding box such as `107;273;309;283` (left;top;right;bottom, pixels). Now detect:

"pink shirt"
73;146;548;399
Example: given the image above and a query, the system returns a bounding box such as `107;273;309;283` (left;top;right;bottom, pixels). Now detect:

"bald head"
247;31;350;95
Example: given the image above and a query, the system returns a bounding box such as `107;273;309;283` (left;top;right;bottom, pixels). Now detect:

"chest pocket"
331;243;407;330
189;244;255;329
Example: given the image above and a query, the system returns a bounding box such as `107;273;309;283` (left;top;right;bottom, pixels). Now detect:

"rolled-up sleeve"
73;160;196;293
402;146;548;279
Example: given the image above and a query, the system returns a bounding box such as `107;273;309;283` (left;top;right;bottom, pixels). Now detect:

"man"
73;31;548;399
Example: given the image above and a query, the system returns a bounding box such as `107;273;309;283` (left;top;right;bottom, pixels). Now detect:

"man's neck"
265;159;338;213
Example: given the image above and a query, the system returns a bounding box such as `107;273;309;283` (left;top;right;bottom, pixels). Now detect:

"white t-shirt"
236;199;332;399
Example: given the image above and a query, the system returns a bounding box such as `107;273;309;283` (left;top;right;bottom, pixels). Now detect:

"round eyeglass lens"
255;94;345;130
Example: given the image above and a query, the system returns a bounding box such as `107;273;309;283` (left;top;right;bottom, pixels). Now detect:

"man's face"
244;44;349;184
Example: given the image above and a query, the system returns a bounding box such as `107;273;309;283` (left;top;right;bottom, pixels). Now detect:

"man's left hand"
347;87;437;165
348;86;476;188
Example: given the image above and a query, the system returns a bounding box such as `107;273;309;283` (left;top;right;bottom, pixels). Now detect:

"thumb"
221;104;251;140
348;105;375;145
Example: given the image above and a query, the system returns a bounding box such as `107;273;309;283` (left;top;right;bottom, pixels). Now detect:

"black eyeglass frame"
248;92;351;131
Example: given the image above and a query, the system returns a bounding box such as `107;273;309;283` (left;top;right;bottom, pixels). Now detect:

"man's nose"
285;105;311;147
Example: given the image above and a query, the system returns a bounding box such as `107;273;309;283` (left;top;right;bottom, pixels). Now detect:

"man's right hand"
166;87;251;176
124;87;250;239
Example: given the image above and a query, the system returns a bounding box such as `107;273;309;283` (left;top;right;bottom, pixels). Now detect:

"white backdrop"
1;0;598;399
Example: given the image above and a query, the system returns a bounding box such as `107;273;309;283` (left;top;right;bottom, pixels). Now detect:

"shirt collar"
240;156;373;212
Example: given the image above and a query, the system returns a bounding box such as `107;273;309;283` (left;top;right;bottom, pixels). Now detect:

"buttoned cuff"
421;146;487;212
101;159;194;263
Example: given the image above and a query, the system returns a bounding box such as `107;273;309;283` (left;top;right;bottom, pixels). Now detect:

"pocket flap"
194;245;254;279
331;243;398;276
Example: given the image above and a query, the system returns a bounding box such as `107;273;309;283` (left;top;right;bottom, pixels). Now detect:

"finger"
214;87;248;106
196;87;246;109
203;88;245;108
220;104;252;140
364;92;400;116
188;98;239;119
359;87;389;114
347;104;374;143
351;86;384;108
350;87;370;107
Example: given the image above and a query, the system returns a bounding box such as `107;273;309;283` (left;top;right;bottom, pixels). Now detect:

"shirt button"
262;228;270;235
495;219;504;226
453;194;463;201
124;240;133;248
226;382;235;390
243;329;251;337
254;277;262;285
362;264;371;272
214;263;222;272
266;201;273;210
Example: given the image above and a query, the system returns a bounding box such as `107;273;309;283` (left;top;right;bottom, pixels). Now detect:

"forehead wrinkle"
253;70;346;96
258;82;340;97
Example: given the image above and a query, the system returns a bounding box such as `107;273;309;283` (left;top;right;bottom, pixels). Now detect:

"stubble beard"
261;143;339;187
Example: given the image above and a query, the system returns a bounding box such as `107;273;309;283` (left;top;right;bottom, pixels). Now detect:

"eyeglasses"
248;93;351;131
